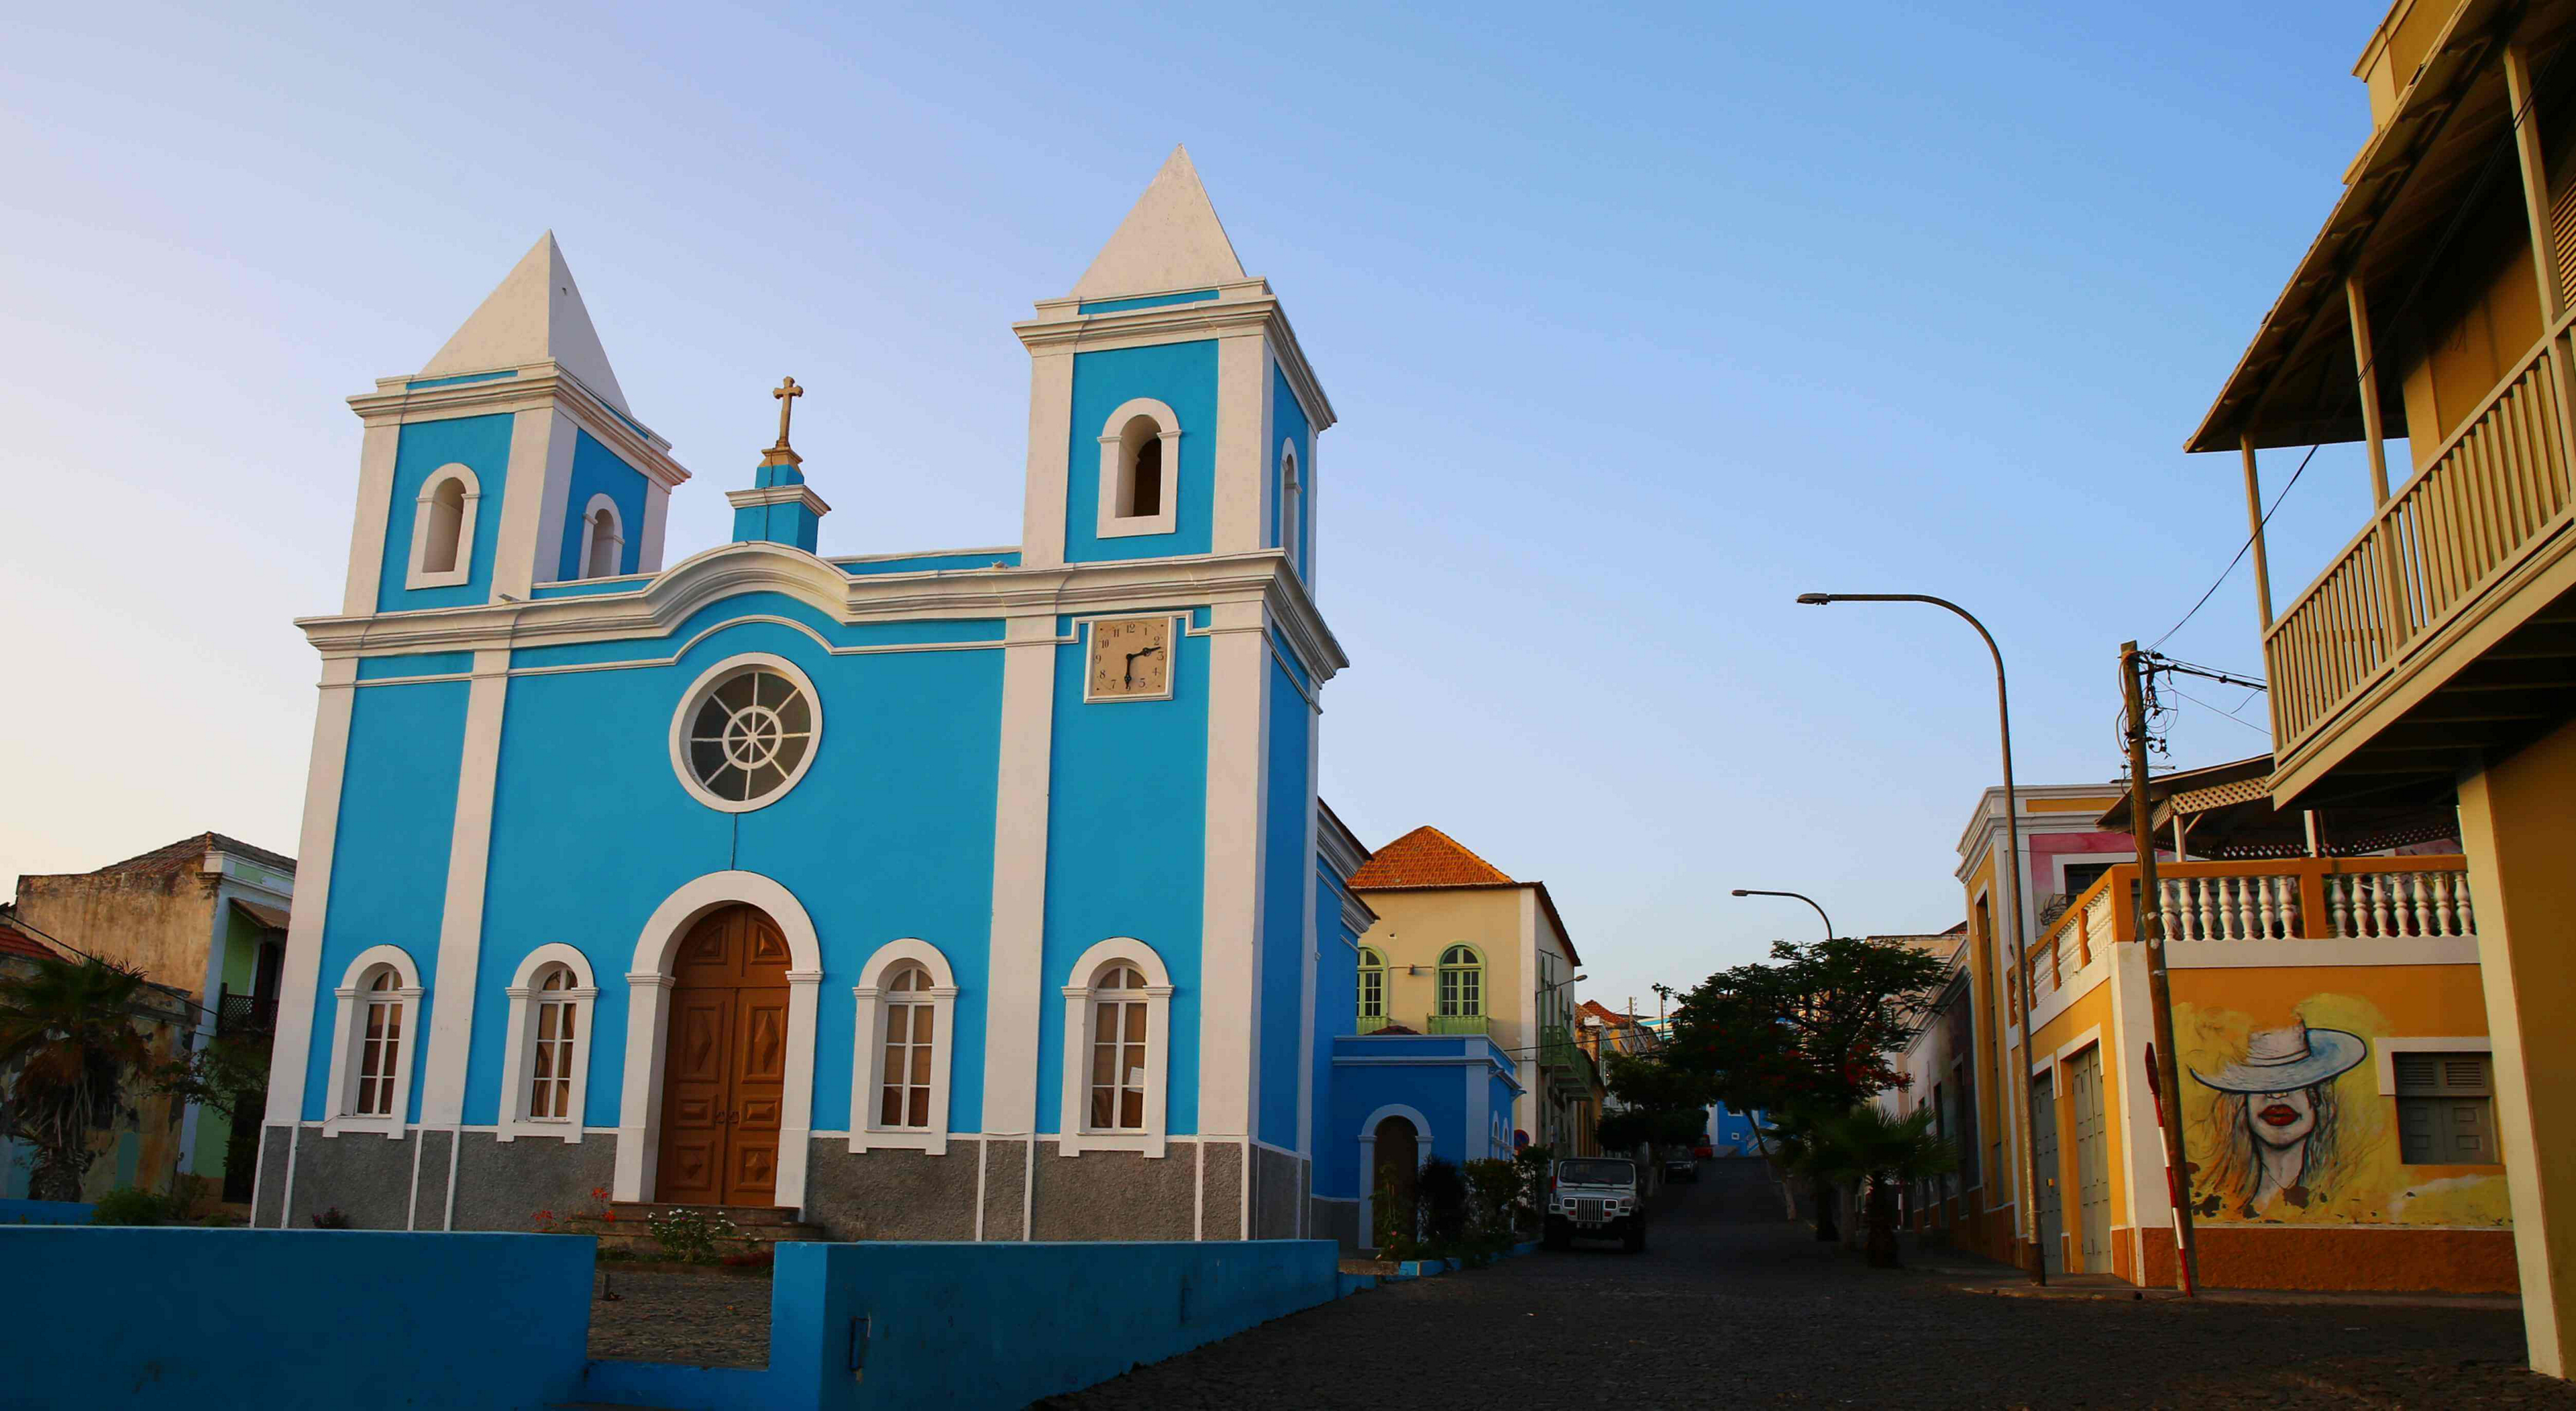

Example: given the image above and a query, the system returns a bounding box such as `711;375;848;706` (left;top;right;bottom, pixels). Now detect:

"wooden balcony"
2265;306;2576;805
2029;856;2475;1004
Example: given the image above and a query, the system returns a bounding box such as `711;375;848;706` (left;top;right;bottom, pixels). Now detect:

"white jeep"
1544;1156;1645;1253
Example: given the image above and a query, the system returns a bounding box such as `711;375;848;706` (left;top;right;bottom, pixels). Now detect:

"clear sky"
1;1;2399;1013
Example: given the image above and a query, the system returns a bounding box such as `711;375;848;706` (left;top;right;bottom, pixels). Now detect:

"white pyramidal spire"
420;232;631;413
1069;146;1248;300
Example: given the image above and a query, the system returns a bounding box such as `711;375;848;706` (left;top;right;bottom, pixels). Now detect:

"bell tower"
338;233;690;615
1014;148;1334;581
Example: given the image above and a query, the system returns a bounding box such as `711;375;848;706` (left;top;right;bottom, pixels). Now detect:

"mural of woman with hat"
2190;1021;2369;1217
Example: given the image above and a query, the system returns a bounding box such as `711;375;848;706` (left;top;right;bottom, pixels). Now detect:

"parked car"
1545;1157;1645;1253
1662;1154;1698;1183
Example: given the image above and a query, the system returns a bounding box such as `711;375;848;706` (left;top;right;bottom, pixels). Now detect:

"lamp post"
1796;590;2047;1286
1729;888;1835;942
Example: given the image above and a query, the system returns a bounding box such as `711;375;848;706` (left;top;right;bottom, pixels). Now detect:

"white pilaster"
419;648;511;1126
262;655;361;1132
981;615;1059;1133
1020;353;1075;569
488;405;561;601
528;411;584;586
341;422;402;615
1197;600;1269;1140
638;482;672;573
1210;334;1269;555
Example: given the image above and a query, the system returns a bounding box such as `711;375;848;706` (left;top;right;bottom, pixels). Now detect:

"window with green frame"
1358;947;1386;1020
1438;945;1484;1016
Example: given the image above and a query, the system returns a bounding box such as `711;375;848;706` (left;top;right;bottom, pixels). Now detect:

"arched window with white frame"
1095;398;1181;539
1058;938;1174;1157
497;944;600;1142
849;938;959;1154
577;492;626;579
325;945;424;1138
406;464;481;589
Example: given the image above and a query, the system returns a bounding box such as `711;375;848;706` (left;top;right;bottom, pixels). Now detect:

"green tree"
0;954;157;1201
1595;1052;1719;1153
1661;937;1949;1239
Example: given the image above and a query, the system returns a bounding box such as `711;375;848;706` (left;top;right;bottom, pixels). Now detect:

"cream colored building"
1346;827;1596;1154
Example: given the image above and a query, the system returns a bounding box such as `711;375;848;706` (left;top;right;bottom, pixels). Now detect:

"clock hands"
1122;642;1164;687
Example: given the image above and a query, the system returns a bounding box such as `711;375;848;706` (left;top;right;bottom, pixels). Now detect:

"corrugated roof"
1348;826;1514;889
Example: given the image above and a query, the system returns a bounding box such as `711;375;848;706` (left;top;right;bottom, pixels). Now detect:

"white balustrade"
2156;874;2303;941
2325;872;2476;939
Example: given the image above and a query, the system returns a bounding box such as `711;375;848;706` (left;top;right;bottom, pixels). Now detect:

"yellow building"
2188;0;2576;1368
1346;826;1598;1155
1896;777;2504;1292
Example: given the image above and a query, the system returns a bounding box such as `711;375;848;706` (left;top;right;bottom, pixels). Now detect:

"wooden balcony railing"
2029;856;2475;1001
2267;307;2576;754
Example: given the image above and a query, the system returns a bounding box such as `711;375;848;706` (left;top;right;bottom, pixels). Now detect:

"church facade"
251;150;1390;1244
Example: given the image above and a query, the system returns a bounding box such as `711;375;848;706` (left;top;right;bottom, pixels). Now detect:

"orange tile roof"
1347;826;1514;890
0;923;62;963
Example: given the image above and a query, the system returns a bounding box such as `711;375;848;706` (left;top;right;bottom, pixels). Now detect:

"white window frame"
847;938;960;1154
1278;439;1303;573
1095;397;1181;540
324;944;423;1139
576;492;627;580
667;652;825;814
496;943;600;1143
405;463;482;589
1058;937;1173;1158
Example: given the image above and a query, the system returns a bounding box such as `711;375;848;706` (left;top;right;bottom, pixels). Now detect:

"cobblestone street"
1052;1160;2576;1410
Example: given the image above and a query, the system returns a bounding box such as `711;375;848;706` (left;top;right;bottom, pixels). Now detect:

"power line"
2171;685;2272;737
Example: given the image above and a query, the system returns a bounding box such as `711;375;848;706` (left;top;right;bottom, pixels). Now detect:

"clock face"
1087;616;1175;701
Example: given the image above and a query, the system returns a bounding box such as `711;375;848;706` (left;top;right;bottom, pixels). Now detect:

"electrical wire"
2171;685;2273;737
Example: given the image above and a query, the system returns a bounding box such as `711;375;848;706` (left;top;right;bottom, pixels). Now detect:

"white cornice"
724;484;833;514
1013;293;1336;435
297;542;1350;683
347;361;690;491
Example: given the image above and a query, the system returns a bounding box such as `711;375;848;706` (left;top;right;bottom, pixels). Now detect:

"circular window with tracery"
669;655;821;811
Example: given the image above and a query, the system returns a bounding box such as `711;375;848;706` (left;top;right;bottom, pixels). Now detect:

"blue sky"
0;1;2397;1010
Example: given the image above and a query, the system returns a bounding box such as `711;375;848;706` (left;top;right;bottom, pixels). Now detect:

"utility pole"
2122;641;2199;1296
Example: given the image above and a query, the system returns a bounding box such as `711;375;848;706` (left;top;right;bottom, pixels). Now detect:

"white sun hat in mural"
2190;1021;2368;1094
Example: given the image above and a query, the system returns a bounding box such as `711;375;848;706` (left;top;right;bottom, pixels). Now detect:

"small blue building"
249;151;1453;1247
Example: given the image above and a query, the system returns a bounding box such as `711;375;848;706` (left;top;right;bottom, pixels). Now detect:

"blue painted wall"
1062;341;1218;564
1269;367;1313;579
357;651;472;680
0;1228;592;1409
1035;616;1210;1135
305;681;466;1119
470;596;1007;1131
1307;875;1360;1197
374;413;515;612
836;549;1024;576
554;428;648;581
1076;288;1219;315
1324;1035;1520;1206
1256;659;1311;1149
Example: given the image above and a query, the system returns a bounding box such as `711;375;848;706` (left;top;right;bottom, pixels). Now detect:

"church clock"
1086;616;1176;701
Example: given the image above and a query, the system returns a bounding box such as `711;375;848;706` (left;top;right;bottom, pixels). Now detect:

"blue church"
252;150;1513;1247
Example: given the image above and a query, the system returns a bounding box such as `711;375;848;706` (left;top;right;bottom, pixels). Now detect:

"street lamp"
1729;888;1835;942
1797;589;2047;1286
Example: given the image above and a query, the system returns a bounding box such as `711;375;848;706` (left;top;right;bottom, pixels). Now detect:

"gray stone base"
1311;1196;1360;1250
253;1125;1313;1243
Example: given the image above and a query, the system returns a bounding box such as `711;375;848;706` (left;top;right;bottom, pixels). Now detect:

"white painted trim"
849;938;959;1155
724;484;833;516
1211;334;1268;555
1079;613;1183;703
527;406;582;593
405;463;482;590
2169;938;2483;968
323;945;424;1139
343;422;402;614
2372;1037;2493;1095
612;871;824;1210
495;943;600;1143
638;482;672;573
492;405;567;602
1197;598;1267;1147
576;493;627;580
983;615;1057;1137
1355;1103;1434;1253
1020;350;1074;569
1058;938;1174;1158
419;649;508;1128
1095;396;1181;539
262;657;360;1143
667;652;824;814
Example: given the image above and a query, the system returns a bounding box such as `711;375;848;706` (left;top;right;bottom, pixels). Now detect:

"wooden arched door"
1373;1115;1421;1246
655;904;792;1206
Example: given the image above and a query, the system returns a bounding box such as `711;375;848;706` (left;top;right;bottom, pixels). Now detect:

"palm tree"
1764;1105;1841;1241
1813;1105;1957;1268
0;954;156;1201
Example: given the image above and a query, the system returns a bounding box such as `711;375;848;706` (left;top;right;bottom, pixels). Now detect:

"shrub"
647;1206;741;1263
309;1206;350;1229
91;1186;173;1226
1463;1158;1523;1239
1417;1158;1468;1248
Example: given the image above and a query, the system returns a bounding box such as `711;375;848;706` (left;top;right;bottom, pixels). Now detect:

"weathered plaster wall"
14;871;215;996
